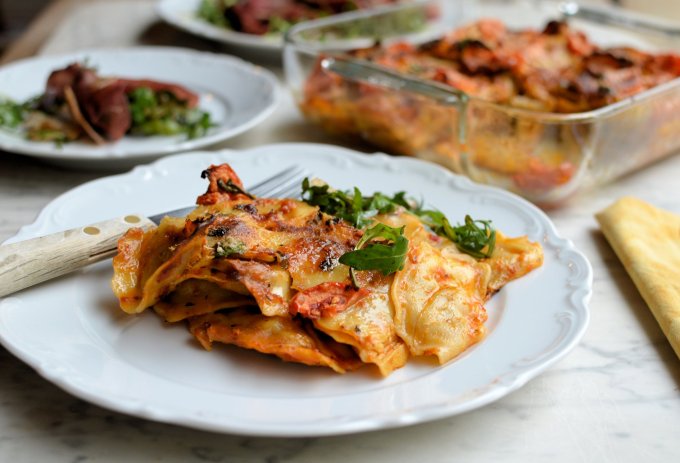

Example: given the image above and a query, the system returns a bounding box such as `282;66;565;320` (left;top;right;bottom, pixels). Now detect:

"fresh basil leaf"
447;215;496;259
301;179;411;229
302;180;353;220
408;208;495;259
301;179;495;259
339;224;407;287
354;223;405;248
339;237;408;275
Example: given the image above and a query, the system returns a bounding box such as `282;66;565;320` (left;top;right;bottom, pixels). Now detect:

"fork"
0;165;308;298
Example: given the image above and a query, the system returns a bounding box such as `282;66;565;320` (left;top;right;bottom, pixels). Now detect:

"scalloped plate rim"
0;46;280;163
156;0;285;51
0;142;592;437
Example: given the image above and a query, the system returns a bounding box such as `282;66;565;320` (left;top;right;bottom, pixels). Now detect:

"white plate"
0;143;592;437
0;47;279;169
157;0;284;51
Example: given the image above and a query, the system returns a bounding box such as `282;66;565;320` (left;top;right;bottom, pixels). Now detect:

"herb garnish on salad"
0;62;212;146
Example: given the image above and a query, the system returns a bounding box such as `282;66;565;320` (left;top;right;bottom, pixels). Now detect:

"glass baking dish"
283;0;680;207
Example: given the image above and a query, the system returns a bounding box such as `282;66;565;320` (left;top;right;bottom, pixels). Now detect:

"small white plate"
157;0;284;51
0;47;279;169
0;143;592;437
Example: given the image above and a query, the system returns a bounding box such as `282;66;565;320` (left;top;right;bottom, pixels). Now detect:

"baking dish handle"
320;55;466;106
559;1;680;37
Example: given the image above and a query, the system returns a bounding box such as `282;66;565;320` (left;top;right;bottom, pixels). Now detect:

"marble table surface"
1;1;679;462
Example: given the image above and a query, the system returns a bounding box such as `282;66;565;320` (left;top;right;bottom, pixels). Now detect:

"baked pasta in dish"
300;19;680;200
112;163;543;375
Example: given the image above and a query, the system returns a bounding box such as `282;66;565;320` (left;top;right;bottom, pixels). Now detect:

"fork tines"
250;165;308;199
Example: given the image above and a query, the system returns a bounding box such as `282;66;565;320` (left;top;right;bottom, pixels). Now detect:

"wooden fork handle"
0;214;155;298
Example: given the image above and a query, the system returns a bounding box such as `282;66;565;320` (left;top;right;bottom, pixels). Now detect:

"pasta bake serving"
292;13;680;204
112;163;543;375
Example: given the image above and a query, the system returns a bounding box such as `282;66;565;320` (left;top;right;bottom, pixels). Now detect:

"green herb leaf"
197;0;229;27
0;99;28;128
127;87;213;140
339;224;408;287
413;209;495;258
213;238;246;258
301;179;495;259
217;178;255;199
448;215;496;259
301;178;412;228
353;223;406;250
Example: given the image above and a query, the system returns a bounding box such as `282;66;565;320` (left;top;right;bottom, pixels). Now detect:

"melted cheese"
113;198;360;315
314;292;408;376
112;168;544;375
391;226;490;363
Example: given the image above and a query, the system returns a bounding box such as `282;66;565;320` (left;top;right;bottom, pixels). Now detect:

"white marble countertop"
1;1;679;462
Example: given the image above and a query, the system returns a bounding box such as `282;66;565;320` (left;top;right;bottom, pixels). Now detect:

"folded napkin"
596;197;680;360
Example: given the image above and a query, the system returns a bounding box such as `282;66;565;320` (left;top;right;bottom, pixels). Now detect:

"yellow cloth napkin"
596;197;680;360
